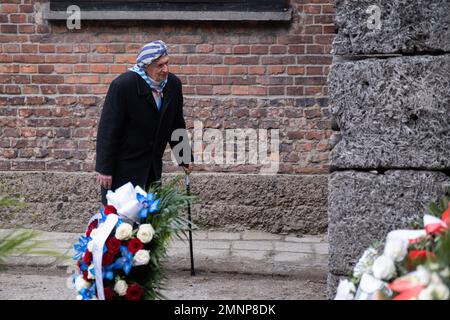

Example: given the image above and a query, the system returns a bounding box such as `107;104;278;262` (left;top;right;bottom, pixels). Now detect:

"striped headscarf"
129;40;168;100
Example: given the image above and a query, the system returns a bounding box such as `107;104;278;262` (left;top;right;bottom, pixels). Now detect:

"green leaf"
427;202;442;217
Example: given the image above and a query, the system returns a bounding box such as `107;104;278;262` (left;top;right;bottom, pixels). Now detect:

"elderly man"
95;40;193;205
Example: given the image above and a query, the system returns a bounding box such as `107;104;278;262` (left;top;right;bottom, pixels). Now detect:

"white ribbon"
89;182;150;300
385;214;446;245
423;214;447;229
106;182;146;224
92;214;118;300
386;229;427;243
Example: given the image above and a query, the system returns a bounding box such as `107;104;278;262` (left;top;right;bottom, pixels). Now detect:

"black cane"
185;173;195;276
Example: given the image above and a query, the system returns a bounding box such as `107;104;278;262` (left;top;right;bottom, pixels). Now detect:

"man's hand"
181;163;193;175
96;172;112;190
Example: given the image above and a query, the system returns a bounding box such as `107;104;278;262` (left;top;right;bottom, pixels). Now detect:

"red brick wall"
0;0;335;174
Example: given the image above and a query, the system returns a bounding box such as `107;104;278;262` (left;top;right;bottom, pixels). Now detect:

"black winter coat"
95;71;191;203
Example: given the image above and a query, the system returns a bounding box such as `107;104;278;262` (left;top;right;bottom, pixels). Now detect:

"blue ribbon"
137;193;161;219
73;235;91;260
80;283;97;300
88;265;114;281
99;208;107;223
112;246;133;275
103;266;115;281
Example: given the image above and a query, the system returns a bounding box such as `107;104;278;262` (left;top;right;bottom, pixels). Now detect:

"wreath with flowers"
67;176;194;300
335;190;450;300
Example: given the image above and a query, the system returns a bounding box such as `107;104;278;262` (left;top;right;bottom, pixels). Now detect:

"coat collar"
136;72;172;97
135;72;173;115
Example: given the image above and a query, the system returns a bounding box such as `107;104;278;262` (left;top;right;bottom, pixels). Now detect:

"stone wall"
0;171;328;235
327;0;450;297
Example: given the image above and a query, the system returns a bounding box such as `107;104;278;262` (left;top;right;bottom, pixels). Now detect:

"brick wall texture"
0;0;335;174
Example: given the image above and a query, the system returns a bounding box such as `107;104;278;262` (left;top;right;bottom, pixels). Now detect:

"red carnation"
102;251;115;266
104;287;116;300
83;251;92;264
104;205;117;215
408;250;436;261
125;283;144;301
127;238;144;254
406;250;436;271
106;236;122;255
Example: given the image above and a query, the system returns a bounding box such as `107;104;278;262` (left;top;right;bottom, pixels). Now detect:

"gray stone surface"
0;171;328;234
328;170;450;276
326;273;342;299
0;268;327;300
329;55;450;170
333;0;450;55
0;229;328;277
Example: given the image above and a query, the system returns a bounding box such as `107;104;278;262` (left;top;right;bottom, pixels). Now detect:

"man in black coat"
95;40;193;205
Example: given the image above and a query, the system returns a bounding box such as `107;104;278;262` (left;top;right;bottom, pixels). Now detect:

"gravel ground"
0;267;327;300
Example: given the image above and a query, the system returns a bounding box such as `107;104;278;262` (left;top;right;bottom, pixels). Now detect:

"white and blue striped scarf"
129;40;168;109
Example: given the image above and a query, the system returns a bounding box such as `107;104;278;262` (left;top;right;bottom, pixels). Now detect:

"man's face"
145;55;169;82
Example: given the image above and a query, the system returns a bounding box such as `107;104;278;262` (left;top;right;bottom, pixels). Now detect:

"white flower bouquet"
335;193;450;300
67;177;194;300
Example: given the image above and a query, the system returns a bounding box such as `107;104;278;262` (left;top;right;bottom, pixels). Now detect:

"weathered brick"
31;75;63;84
56;45;73;53
90;65;108;73
19;4;34;13
1;24;17;33
262;56;295;65
53;65;73;75
38;65;54;74
1;4;18;13
224;56;259;65
21;44;38;53
303;4;322;14
45;55;79;64
233;45;250;54
287;66;305;75
189;55;223;64
39;44;55;53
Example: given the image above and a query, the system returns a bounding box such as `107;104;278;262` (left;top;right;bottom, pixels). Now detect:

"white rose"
418;283;450;300
115;223;133;241
133;249;150;266
372;255;396;280
334;279;356;300
76;295;83;300
353;248;378;278
74;275;91;292
383;238;408;262
114;280;128;296
358;273;386;298
415;266;431;285
440;267;450;278
137;224;155;244
430;283;449;300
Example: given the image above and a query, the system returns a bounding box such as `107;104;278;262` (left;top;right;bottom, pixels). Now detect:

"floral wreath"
335;191;450;300
67;177;193;300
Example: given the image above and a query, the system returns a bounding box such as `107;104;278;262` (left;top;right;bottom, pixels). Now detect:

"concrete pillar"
327;0;450;297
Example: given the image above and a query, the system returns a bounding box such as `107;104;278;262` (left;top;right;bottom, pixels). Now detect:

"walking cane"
184;173;195;276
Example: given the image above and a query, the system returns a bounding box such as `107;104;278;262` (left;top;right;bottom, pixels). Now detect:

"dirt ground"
0;267;327;300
